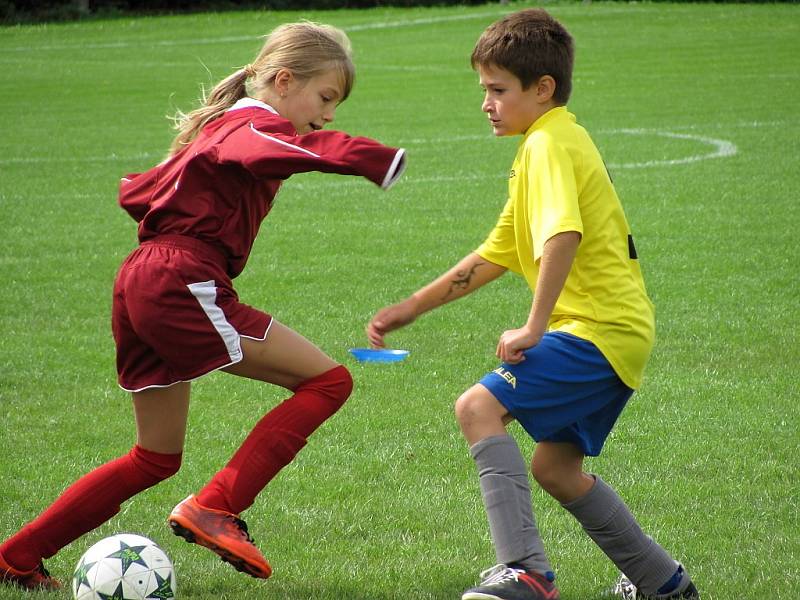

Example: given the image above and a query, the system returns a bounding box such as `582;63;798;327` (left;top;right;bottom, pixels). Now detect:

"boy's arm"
367;252;506;348
496;231;581;364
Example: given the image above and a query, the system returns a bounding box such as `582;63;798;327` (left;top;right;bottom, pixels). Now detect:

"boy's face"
478;63;551;136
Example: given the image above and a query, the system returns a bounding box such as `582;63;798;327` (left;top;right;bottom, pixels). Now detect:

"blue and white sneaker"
610;565;699;600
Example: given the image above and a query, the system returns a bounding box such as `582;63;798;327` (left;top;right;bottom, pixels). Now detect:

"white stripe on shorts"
186;280;242;362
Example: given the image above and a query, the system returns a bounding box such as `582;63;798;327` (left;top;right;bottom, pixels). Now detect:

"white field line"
345;11;504;32
290;128;741;190
3;34;261;53
2;11;508;53
402;128;739;170
0;152;162;165
397;119;787;142
0;120;778;165
1;3;658;54
0;129;740;175
602;129;738;169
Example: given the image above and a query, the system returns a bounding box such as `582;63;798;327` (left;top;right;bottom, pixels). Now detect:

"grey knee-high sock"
470;435;551;575
562;476;684;596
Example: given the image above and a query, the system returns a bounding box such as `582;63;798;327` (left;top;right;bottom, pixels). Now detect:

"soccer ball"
72;533;177;600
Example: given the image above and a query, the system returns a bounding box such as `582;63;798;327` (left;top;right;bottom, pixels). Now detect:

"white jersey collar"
227;97;278;115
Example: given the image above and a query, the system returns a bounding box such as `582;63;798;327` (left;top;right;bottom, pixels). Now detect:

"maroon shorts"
112;235;272;392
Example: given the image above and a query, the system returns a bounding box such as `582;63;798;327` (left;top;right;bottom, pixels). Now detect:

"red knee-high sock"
197;365;353;515
0;445;181;571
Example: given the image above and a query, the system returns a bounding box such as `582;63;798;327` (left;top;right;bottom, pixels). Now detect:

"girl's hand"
496;327;542;364
367;299;418;348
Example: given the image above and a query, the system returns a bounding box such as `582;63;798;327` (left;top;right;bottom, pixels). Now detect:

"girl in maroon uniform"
0;21;405;590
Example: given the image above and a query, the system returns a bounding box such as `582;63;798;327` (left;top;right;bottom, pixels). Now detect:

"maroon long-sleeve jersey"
119;98;406;278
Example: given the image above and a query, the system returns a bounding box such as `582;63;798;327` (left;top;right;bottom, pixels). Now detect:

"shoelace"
228;515;256;544
613;575;638;600
478;564;526;586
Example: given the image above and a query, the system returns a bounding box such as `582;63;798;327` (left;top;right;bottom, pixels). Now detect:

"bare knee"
454;386;508;445
454;388;487;429
531;447;591;503
531;457;564;496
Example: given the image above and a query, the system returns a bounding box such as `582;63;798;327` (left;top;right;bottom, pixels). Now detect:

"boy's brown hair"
471;8;574;104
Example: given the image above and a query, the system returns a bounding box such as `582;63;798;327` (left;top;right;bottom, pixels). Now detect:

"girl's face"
477;63;553;137
275;68;344;134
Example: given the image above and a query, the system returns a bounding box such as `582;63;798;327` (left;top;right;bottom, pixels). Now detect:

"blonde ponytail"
169;68;248;155
169;21;355;156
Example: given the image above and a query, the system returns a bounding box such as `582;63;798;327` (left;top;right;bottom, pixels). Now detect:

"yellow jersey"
476;106;655;389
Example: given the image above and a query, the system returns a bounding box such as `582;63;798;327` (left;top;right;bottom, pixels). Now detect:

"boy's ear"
536;75;556;103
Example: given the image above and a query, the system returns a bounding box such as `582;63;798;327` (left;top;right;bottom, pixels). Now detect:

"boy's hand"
496;327;542;364
367;299;418;348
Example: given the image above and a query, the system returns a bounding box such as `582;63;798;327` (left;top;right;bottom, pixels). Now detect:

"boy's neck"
523;103;564;134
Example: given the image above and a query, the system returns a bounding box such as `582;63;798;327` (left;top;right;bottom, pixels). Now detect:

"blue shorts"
478;332;633;456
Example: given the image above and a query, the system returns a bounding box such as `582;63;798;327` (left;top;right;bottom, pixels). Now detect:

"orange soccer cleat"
168;495;272;579
0;551;62;591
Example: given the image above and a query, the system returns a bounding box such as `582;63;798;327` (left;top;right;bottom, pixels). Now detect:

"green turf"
1;2;798;599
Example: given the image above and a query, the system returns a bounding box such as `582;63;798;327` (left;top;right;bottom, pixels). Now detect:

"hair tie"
243;64;257;78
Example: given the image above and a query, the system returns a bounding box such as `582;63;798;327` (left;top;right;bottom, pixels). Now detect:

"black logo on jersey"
509;169;516;179
628;234;638;259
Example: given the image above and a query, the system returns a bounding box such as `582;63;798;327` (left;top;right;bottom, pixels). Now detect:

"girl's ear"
273;68;294;97
536;75;556;103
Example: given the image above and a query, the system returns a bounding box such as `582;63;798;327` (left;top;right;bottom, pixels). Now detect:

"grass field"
1;2;798;599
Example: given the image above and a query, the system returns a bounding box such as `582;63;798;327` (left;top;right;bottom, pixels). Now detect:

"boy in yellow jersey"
367;9;698;600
